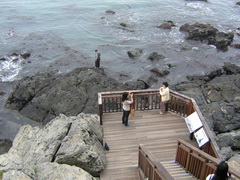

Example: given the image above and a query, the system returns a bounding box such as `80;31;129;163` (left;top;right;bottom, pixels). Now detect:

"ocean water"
0;0;240;85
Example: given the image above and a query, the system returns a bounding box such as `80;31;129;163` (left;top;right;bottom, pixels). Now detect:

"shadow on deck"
100;110;198;180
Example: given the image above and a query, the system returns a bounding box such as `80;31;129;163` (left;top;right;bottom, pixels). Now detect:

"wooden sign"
184;111;203;133
194;128;209;147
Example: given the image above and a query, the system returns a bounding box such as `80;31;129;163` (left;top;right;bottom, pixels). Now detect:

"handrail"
176;139;240;180
98;89;220;158
138;144;174;180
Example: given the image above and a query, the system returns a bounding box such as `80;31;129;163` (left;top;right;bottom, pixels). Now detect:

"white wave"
186;2;215;16
0;55;23;82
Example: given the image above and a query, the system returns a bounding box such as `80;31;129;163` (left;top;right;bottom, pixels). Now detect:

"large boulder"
148;52;165;61
216;130;240;150
127;48;143;59
0;113;106;178
35;162;100;180
179;23;234;51
5;67;145;123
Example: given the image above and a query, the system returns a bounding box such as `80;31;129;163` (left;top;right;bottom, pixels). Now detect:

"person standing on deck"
122;92;133;126
205;161;231;180
159;82;170;115
95;50;101;68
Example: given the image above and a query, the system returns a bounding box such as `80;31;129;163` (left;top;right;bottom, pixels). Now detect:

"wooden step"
100;110;199;179
161;161;197;180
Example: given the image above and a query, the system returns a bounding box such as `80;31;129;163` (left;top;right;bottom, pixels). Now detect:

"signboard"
194;128;209;147
184;111;203;133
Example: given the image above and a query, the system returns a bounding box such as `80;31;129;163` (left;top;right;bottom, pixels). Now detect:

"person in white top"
205;161;231;180
122;92;133;126
159;82;170;115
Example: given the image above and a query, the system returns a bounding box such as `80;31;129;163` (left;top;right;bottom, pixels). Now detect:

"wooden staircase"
100;111;198;180
161;161;197;180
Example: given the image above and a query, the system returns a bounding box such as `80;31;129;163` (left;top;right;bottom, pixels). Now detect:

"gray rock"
0;139;12;155
179;23;234;51
216;130;240;150
105;10;115;14
5;67;146;123
2;170;32;180
127;48;143;59
54;114;106;176
35;162;100;180
148;52;165;61
174;64;240;134
0;113;106;177
158;23;172;29
137;75;158;88
219;146;233;160
124;80;148;90
150;68;170;77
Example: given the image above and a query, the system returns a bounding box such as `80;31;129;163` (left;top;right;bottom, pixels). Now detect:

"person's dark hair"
163;82;168;87
95;49;98;52
122;92;129;102
212;161;229;180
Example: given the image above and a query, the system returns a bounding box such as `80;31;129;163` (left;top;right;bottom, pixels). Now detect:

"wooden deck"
100;110;198;180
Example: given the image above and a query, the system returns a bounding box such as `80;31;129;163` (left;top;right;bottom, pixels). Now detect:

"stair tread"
161;161;196;180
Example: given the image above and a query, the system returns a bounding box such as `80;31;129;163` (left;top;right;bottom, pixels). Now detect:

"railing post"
98;93;103;125
187;100;194;116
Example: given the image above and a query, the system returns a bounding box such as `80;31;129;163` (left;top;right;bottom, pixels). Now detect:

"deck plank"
100;110;198;180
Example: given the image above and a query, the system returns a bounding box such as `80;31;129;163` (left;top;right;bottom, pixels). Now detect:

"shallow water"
0;0;240;84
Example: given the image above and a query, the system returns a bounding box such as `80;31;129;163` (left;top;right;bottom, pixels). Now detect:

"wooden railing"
176;139;240;180
98;89;194;123
138;144;174;180
98;89;219;157
98;89;223;178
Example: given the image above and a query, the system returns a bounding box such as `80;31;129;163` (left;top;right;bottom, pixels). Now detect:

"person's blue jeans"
122;109;130;126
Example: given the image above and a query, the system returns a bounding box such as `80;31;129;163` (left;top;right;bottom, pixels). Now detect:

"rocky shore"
0;113;105;179
173;63;240;162
1;21;240;179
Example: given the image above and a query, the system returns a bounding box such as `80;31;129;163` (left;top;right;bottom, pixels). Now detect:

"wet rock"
158;21;175;29
127;48;143;59
0;113;105;178
223;62;240;75
105;10;115;14
150;68;170;77
0;139;12;155
5;67;146;123
236;2;240;6
137;75;158;89
232;44;240;49
124;80;147;90
0;92;5;96
0;57;6;61
216;130;240;150
120;22;127;27
148;52;165;61
20;53;30;59
207;102;240;133
159;23;172;29
179;23;234;51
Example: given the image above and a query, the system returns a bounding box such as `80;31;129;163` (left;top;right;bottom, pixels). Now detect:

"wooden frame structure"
98;89;219;157
98;89;240;180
